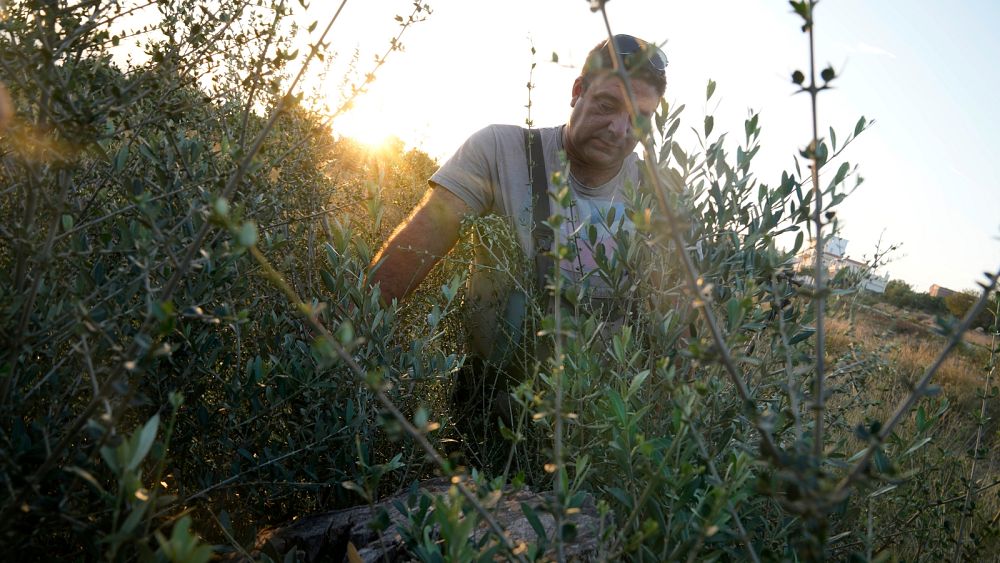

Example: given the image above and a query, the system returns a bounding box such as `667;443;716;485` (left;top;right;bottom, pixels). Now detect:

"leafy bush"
945;290;999;332
1;0;997;561
883;279;948;316
0;0;440;557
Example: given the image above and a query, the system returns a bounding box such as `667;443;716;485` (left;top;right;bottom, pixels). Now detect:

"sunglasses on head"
596;34;668;76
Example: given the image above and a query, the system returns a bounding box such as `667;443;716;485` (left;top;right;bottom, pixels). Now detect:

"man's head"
580;34;667;98
564;34;666;185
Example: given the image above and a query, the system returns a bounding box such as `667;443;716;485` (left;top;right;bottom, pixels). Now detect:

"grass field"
825;298;1000;544
829;301;995;407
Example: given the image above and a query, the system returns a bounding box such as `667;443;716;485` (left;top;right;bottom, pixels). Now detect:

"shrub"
1;0;996;560
0;0;439;557
945;290;999;332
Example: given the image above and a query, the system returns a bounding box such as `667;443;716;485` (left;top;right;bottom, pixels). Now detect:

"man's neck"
568;161;620;189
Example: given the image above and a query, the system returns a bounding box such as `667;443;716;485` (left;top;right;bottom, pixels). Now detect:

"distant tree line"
882;279;998;331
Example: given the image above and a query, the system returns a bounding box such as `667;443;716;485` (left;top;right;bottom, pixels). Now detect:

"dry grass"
826;300;999;503
865;301;996;350
827;303;993;406
822;300;1000;555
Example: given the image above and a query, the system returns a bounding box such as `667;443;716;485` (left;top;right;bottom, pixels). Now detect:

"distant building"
825;236;849;258
928;284;957;298
794;236;889;293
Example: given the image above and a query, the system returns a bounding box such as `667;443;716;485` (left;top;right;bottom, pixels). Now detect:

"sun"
332;102;400;152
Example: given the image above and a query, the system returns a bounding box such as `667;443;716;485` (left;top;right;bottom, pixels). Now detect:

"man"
369;35;667;460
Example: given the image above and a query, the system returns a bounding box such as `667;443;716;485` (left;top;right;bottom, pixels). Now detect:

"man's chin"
585;147;625;168
590;138;621;153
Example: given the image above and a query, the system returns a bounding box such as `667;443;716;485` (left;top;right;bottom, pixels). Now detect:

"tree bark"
247;478;604;562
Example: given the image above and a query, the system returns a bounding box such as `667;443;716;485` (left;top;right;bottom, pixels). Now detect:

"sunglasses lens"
610;34;667;73
648;48;667;71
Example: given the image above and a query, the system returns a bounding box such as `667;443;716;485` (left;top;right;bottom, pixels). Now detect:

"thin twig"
952;308;997;561
803;0;828;461
773;274;805;447
237;8;281;149
207;507;253;560
596;4;780;462
259;200;361;231
171;437;343;510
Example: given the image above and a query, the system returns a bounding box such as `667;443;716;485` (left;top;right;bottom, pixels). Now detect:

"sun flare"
332;107;399;152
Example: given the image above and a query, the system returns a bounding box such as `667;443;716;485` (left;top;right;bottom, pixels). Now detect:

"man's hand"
368;186;473;305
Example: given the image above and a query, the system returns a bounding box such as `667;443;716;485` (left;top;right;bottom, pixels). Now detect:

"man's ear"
570;76;584;107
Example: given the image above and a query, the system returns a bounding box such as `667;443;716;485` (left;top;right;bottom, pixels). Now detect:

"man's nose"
608;112;631;138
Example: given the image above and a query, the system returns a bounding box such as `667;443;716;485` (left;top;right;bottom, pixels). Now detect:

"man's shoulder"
484;124;524;134
478;124;524;146
480;124;565;157
475;124;561;142
455;124;563;169
467;124;532;159
458;124;521;153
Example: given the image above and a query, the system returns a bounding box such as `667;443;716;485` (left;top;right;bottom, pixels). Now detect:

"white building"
794;236;888;293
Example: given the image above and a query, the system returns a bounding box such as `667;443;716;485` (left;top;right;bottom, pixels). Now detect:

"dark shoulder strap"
524;128;553;295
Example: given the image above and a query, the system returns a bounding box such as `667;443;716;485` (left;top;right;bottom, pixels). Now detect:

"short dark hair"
581;34;667;97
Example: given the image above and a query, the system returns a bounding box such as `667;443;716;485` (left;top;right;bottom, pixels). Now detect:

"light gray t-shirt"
431;124;639;360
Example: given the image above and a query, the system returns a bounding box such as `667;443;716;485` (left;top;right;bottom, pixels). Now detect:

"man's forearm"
368;187;471;304
369;229;444;304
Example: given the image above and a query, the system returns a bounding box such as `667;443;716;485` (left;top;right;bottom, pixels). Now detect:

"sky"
297;0;999;293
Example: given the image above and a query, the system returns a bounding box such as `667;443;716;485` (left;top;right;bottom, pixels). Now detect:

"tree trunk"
247;478;604;562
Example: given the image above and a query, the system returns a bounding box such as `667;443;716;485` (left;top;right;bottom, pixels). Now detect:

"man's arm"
368;185;473;304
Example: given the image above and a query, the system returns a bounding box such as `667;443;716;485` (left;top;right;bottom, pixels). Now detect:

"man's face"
564;74;661;179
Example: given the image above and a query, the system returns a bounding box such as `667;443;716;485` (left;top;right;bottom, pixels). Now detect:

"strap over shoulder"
524;128;553;296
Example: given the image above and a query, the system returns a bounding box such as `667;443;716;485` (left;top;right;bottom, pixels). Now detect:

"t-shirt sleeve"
429;126;499;215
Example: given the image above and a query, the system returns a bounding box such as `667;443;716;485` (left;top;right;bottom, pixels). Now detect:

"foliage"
883;279;948;316
884;278;999;331
944;290;999;332
0;0;997;561
0;0;438;557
